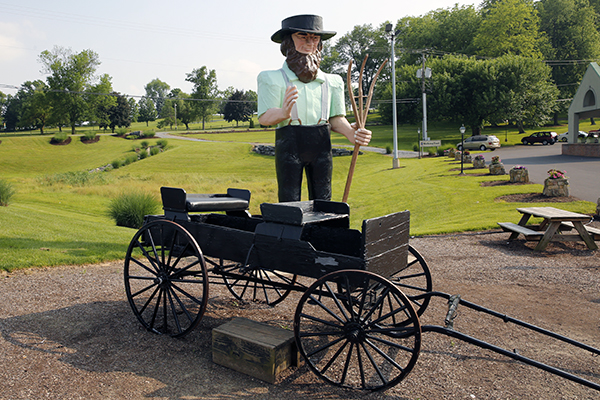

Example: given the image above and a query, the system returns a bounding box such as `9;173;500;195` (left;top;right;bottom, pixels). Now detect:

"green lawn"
0;122;595;271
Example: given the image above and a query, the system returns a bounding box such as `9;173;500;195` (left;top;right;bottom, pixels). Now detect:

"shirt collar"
282;62;325;84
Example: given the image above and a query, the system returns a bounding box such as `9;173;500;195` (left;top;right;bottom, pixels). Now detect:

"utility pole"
386;24;400;169
417;51;431;141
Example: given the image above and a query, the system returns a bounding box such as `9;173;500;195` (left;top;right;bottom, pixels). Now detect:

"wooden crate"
212;318;299;383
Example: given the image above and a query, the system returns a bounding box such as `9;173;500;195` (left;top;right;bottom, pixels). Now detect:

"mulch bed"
49;137;72;145
80;136;100;144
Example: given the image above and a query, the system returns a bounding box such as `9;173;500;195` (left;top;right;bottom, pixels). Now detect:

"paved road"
476;144;600;203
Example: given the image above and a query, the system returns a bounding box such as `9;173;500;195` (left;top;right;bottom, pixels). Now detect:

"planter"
509;169;529;183
543;178;569;197
448;148;456;157
473;159;486;169
454;152;462;161
462;154;472;163
488;163;506;175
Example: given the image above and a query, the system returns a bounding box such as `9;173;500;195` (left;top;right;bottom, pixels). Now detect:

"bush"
123;154;138;166
0;179;16;206
83;131;97;141
52;132;68;143
413;144;419;152
111;160;123;169
140;141;149;149
156;139;168;148
150;146;160;156
142;130;155;138
139;150;148;159
115;128;128;136
108;192;160;229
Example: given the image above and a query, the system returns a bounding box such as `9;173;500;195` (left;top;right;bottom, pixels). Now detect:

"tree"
144;78;170;117
0;90;6;129
108;93;131;132
19;80;52;134
38;46;101;134
138;97;157;126
86;74;116;130
396;5;481;59
223;89;256;126
168;88;196;130
324;24;389;94
2;94;23;132
186;66;218;130
474;0;549;58
128;97;139;123
537;0;600;123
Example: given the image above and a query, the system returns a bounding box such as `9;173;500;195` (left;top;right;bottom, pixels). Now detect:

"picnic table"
498;206;599;251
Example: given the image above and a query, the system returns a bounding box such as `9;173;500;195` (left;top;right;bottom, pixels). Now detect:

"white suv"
457;135;501;151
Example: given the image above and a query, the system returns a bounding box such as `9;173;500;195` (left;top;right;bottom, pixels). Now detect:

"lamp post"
459;125;466;175
385;23;400;169
417;128;421;159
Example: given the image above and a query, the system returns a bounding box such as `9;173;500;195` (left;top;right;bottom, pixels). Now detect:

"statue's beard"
286;47;321;83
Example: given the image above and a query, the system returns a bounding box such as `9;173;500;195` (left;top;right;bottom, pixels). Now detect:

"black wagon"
123;187;600;392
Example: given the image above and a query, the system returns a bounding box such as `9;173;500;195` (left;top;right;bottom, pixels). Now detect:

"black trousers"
275;124;333;202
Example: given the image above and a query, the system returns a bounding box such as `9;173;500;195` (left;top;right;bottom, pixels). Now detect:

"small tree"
223;89;256;126
108;93;131;133
138;97;157;126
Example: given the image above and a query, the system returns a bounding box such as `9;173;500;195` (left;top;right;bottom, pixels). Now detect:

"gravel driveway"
1;229;599;400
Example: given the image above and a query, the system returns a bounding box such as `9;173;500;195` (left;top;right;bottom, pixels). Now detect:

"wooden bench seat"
498;222;543;240
558;221;600;240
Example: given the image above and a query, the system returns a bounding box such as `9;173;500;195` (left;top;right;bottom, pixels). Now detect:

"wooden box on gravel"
212;317;299;383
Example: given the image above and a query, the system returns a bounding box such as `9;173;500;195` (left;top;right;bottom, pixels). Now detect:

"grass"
0;118;596;271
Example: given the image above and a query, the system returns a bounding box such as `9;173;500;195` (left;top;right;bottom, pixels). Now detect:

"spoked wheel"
220;245;297;306
124;219;209;338
294;270;421;391
387;245;433;317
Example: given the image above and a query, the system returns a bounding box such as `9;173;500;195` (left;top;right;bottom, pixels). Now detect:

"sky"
0;0;479;98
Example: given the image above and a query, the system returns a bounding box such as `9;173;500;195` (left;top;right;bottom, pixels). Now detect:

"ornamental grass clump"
0;179;16;206
108;192;160;229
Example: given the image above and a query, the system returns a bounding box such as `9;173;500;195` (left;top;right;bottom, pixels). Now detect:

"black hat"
271;14;336;43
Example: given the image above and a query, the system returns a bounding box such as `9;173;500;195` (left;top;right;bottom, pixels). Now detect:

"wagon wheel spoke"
387;245;433;317
124;220;209;337
294;270;421;391
218;248;297;306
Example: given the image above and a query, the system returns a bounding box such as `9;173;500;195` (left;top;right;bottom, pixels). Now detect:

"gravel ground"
1;229;599;400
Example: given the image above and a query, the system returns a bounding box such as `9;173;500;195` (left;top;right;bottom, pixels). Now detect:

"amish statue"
257;14;372;202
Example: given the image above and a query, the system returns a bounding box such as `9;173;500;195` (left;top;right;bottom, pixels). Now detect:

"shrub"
385;146;392;154
121;154;136;166
108;192;160;229
116;128;128;136
111;160;123;169
150;146;160;156
0;179;16;206
52;132;68;143
142;130;155;138
156;139;168;149
83;131;97;141
140;140;149;149
413;144;419;152
139;150;148;159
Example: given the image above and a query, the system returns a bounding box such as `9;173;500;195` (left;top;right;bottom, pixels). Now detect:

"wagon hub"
344;321;366;344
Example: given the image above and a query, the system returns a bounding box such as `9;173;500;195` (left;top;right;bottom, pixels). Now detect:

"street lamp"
459;125;466;175
385;23;400;169
417;128;421;159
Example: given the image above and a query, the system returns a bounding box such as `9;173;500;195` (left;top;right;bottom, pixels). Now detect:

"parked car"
456;135;501;151
557;131;587;142
521;131;558;145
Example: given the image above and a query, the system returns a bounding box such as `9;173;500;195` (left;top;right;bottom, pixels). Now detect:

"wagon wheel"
219;245;297;306
387;245;433;317
294;270;421;391
124;219;209;338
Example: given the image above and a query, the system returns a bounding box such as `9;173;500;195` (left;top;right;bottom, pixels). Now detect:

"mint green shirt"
257;63;346;128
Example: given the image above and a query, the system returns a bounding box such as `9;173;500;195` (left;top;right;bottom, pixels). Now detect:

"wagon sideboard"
145;201;410;280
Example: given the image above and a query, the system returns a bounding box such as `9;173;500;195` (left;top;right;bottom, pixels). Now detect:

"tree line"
2;0;600;135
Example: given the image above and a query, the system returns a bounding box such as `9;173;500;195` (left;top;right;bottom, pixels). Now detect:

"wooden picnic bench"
498;207;598;251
